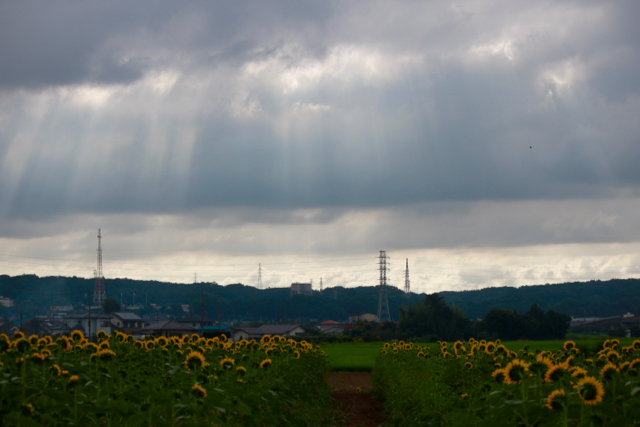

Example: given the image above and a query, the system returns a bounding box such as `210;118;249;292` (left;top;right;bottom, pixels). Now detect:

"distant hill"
0;274;638;321
441;278;640;319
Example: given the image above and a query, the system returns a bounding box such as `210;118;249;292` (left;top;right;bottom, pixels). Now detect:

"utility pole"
257;263;263;289
217;300;221;332
201;292;204;336
404;258;411;298
88;291;92;339
20;311;23;332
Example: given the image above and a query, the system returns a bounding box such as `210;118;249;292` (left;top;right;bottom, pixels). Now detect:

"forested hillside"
440;278;640;319
0;274;638;321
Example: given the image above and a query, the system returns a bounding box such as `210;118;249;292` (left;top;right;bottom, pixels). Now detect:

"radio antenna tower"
93;229;106;307
257;263;263;289
320;277;323;292
377;250;391;323
404;258;410;297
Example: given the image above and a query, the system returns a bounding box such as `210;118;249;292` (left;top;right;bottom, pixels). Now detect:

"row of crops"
372;338;640;426
0;330;336;426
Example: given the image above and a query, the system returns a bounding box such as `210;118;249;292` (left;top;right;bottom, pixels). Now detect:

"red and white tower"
93;229;106;306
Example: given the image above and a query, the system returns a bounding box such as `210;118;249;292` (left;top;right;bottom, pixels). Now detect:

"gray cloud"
1;0;640;285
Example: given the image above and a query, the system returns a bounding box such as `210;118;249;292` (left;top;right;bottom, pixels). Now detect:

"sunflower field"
0;330;335;426
372;338;640;426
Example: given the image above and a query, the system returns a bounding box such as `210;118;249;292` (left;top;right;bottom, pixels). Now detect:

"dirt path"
326;372;387;427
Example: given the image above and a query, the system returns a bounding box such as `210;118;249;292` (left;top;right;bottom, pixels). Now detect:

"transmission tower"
93;229;106;306
320;277;323;292
404;258;410;297
377;250;391;323
257;263;263;289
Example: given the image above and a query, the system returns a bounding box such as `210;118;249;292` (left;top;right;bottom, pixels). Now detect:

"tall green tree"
102;298;121;314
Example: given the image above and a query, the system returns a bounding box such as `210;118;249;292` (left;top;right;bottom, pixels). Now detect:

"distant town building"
231;324;306;342
62;313;113;337
0;296;14;308
318;320;343;334
348;313;378;323
290;282;313;297
176;314;215;330
110;312;145;329
141;320;197;338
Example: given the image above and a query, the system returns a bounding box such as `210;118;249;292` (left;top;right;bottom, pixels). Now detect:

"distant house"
63;313;113;337
0;321;19;336
318;320;343;334
110;312;145;338
141;320;196;338
348;313;378;323
231;324;306;342
176;314;215;331
0;296;14;308
290;282;313;297
111;312;145;329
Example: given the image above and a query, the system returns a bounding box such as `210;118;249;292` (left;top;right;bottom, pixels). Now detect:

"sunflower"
545;389;566;411
220;357;235;370
27;335;38;346
485;343;496;355
545;363;569;383
220;333;227;342
441;351;451;359
383;343;390;349
503;359;530;385
600;362;619;381
570;366;588;378
192;383;207;399
632;340;640;351
144;341;155;351
530;356;554;377
260;335;272;345
380;349;387;355
236;366;247;376
293;350;300;359
70;330;84;342
50;364;62;376
563;341;576;351
92;349;116;361
30;353;46;364
133;341;144;350
184;351;207;370
98;340;110;350
13;331;25;340
491;368;507;383
417;351;424;358
41;348;51;357
96;330;107;339
67;375;80;386
465;362;473;370
575;376;605;405
629;359;640;373
495;345;508;356
260;358;272;369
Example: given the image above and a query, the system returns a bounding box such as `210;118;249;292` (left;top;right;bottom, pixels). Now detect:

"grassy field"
320;337;636;371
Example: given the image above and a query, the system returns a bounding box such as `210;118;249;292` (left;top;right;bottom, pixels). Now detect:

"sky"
1;1;640;295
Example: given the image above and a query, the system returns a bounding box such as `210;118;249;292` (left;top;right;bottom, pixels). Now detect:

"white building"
63;313;113;337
